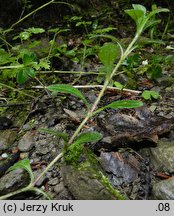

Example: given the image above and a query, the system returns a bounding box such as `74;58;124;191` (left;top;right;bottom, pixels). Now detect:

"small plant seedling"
141;90;160;100
114;81;125;90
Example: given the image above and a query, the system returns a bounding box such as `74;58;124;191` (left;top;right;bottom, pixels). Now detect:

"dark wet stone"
96;107;174;150
0;168;30;196
150;139;174;173
100;152;139;186
62;164;117;200
0;117;12;130
54;182;65;194
0;130;17;153
0;152;20;177
18;131;35;152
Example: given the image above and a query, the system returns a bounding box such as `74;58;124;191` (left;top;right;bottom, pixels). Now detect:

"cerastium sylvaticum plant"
0;4;169;200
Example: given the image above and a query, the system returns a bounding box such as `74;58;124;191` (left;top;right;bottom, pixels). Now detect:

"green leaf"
35;58;50;70
39;128;68;142
72;132;102;146
144;19;161;31
102;64;114;75
27;27;45;34
142;90;159;100
151;91;160;99
147;65;162;80
132;4;147;14
7;158;34;181
114;81;124;90
99;43;119;68
17;67;35;84
17;69;28;84
22;53;37;65
0;49;12;65
147;8;169;20
125;9;145;25
47;84;89;109
105;100;143;109
19;31;31;40
48;28;60;33
93;27;117;34
141;90;151;100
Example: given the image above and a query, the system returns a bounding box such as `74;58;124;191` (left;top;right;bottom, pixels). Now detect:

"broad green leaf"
17;67;35;84
27;27;45;34
132;4;146;14
7;158;34;181
141;90;151;100
26;67;35;78
47;84;89;109
124;9;145;25
105;100;143;109
142;90;159;100
72;132;103;146
19;31;31;40
22;53;37;65
17;69;28;84
102;64;114;75
99;43;119;68
151;91;159;99
114;81;124;90
39;128;68;142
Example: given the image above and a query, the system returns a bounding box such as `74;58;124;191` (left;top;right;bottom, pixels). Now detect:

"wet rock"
150;139;174;173
0;130;17;153
96;107;174;150
0;117;13;130
20;152;29;159
0;152;20;177
117;74;128;85
18;131;35;152
62;163;117;200
100;152;139;186
49;178;59;186
152;177;174;199
54;182;65;194
157;76;174;87
0;168;29;196
35;139;52;155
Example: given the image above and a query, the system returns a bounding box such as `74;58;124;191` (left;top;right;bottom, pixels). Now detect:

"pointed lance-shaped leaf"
105;100;143;109
72;131;103;146
7;158;34;181
47;84;89;109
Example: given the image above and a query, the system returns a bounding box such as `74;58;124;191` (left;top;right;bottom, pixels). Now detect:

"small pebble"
1;153;8;158
54;182;65;194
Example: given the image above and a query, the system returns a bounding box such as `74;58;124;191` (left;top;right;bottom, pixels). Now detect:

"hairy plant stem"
68;33;141;144
32;152;64;186
23;31;141;188
0;184;51;200
0;185;32;200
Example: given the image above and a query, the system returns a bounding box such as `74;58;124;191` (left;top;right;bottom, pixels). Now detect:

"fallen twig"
32;84;142;94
